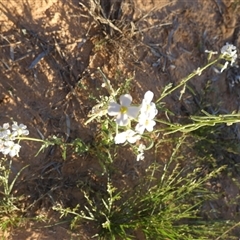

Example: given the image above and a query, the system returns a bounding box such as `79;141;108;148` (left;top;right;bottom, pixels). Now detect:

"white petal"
137;114;148;123
19;123;27;129
127;106;140;119
146;120;156;132
12;122;18;130
124;129;141;143
2;147;10;155
4;140;14;147
116;113;129;126
9;151;16;157
119;94;132;106
9;144;21;157
135;123;145;134
144;91;154;103
139;104;157;119
22;130;29;136
124;129;132;134
114;132;127;144
138;143;146;152
108;102;121;116
220;62;229;72
137;152;145;161
147;106;158;119
128;134;141;143
125;129;136;137
0;129;10;138
3;123;10;129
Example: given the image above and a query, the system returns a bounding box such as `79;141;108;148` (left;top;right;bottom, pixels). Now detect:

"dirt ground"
1;0;240;239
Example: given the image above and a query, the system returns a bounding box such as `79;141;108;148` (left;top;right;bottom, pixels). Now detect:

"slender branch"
15;136;47;143
156;57;220;103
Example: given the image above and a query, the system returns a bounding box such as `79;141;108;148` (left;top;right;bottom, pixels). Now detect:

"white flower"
108;94;139;126
2;141;21;157
221;43;237;66
0;121;29;157
138;143;146;152
139;91;158;119
136;143;146;161
0;123;11;139
135;115;156;134
114;129;141;144
3;133;16;141
12;122;29;137
136;152;145;161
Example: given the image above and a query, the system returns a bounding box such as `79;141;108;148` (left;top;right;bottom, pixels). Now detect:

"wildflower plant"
0;121;89;160
0;43;239;238
83;42;239;164
0;44;237;158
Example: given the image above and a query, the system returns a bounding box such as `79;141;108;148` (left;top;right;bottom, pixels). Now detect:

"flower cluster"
0;122;29;157
220;43;238;72
108;91;158;145
135;91;158;134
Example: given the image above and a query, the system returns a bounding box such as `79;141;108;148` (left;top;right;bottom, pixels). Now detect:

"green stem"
157;112;240;135
156;57;220;103
15;136;47;143
16;136;75;147
155;119;176;127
